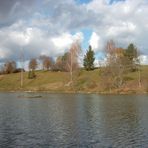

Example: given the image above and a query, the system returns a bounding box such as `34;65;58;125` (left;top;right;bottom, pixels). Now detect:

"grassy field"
0;66;147;94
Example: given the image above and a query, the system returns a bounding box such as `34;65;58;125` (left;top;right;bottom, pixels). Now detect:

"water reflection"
0;93;148;147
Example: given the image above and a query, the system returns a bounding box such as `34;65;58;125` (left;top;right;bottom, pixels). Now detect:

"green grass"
0;66;147;93
0;70;70;91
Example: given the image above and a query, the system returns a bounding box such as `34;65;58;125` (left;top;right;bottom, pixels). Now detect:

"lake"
0;93;148;147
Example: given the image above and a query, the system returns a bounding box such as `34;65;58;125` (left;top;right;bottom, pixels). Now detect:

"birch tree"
66;41;81;84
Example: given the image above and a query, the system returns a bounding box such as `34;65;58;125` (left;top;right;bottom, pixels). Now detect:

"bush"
28;71;36;79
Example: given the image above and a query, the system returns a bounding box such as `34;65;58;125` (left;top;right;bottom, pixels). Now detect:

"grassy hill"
0;66;148;94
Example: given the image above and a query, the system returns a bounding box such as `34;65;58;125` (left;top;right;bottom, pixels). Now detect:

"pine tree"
83;45;95;71
125;43;138;62
124;43;139;71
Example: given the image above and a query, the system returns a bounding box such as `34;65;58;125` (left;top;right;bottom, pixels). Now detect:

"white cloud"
51;32;83;52
106;22;136;38
51;32;84;57
0;20;84;61
89;32;102;51
8;28;32;46
73;32;84;43
51;33;73;50
139;55;148;65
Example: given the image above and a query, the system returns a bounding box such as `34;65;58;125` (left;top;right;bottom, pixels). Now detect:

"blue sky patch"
75;0;92;5
71;28;93;51
81;28;93;50
109;0;125;4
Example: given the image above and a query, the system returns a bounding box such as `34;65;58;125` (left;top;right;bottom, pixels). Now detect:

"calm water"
0;93;148;148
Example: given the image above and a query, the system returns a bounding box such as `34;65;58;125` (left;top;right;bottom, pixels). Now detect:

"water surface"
0;93;148;147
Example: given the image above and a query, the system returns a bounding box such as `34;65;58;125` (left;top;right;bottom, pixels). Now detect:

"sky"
0;0;148;65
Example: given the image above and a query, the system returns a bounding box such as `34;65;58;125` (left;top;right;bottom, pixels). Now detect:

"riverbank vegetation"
0;40;147;94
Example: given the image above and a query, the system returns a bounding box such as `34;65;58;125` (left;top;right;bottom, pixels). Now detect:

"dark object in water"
18;95;42;98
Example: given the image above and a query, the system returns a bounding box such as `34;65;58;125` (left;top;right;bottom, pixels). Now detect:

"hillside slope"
0;66;147;94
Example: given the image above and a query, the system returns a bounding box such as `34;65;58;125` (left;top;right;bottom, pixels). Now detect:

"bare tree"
51;56;63;71
28;58;38;79
29;58;38;71
52;42;81;75
39;55;53;71
101;40;125;91
66;41;81;83
43;56;53;70
39;55;46;70
4;61;16;74
20;47;24;87
137;51;142;88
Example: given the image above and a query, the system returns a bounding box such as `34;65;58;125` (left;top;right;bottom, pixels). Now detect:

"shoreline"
0;89;147;95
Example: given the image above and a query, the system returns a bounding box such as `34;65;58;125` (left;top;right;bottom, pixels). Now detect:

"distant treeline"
0;61;25;74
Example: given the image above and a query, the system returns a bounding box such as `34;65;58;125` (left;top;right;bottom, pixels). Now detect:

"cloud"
89;32;102;51
86;0;148;55
106;22;136;37
52;32;83;50
0;20;84;61
0;0;37;27
0;0;148;64
139;55;148;65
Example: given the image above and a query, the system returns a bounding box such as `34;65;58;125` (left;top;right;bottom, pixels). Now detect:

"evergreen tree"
83;45;95;71
125;43;138;62
124;43;139;71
